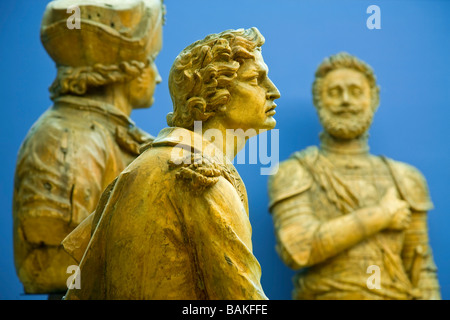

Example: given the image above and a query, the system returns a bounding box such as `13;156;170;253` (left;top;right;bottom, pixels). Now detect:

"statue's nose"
266;79;281;100
155;66;162;85
341;89;350;106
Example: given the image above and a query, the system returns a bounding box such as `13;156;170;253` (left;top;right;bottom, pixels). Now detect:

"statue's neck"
201;120;251;163
83;84;133;117
319;131;370;156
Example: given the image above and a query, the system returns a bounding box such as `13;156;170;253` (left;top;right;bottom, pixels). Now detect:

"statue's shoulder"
21;106;107;149
291;145;320;165
268;146;317;211
168;153;223;194
382;157;434;212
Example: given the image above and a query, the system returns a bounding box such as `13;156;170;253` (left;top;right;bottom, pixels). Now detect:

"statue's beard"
317;105;374;140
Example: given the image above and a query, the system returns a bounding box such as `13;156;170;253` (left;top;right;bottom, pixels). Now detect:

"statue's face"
129;59;162;109
220;50;280;132
129;25;163;110
318;68;374;139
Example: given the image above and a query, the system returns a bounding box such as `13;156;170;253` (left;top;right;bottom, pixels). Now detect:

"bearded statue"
268;52;441;300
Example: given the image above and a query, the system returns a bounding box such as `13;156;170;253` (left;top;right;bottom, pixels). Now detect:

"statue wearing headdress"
13;0;165;295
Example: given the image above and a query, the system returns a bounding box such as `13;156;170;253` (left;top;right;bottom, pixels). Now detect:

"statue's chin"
319;111;373;140
326;128;366;140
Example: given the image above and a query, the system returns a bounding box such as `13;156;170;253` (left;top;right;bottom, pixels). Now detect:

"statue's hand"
380;187;411;230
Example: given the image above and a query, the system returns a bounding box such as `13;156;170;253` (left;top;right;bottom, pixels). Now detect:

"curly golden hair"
49;60;147;100
167;27;265;130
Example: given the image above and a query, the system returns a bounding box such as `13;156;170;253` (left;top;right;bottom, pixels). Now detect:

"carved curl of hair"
49;60;146;99
167;27;265;130
312;52;380;110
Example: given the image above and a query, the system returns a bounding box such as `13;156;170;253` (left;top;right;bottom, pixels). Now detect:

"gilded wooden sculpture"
13;0;164;295
268;52;440;300
63;27;280;300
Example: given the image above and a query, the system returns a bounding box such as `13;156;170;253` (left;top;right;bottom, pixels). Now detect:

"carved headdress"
41;0;165;67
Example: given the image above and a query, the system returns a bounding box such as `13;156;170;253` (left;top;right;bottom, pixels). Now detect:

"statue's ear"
166;112;174;127
372;85;381;111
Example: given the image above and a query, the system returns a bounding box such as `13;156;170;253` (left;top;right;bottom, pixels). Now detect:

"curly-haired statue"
268;52;441;300
63;27;280;299
13;0;164;296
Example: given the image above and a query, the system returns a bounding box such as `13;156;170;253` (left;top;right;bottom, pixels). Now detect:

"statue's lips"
265;104;277;115
334;109;360;117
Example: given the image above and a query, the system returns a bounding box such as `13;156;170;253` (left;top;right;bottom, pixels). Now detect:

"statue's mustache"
332;105;361;115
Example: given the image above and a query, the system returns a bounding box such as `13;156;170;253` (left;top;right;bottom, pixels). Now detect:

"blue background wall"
0;0;448;300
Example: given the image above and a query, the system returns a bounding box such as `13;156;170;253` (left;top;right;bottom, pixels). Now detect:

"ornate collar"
320;132;370;155
54;95;134;127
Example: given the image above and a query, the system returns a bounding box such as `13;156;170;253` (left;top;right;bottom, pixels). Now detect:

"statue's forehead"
239;50;268;74
323;68;368;87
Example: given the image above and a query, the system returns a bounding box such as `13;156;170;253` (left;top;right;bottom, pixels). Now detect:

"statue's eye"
248;75;259;85
328;87;340;97
351;87;362;96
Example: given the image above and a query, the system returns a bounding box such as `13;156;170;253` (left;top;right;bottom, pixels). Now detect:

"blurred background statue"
268;52;440;300
13;0;164;296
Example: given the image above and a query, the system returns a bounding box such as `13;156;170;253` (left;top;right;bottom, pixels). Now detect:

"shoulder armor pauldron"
382;157;434;212
168;153;222;194
116;125;154;156
268;146;317;211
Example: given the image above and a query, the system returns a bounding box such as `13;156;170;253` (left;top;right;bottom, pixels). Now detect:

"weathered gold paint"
64;28;279;300
268;52;440;300
13;0;164;294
